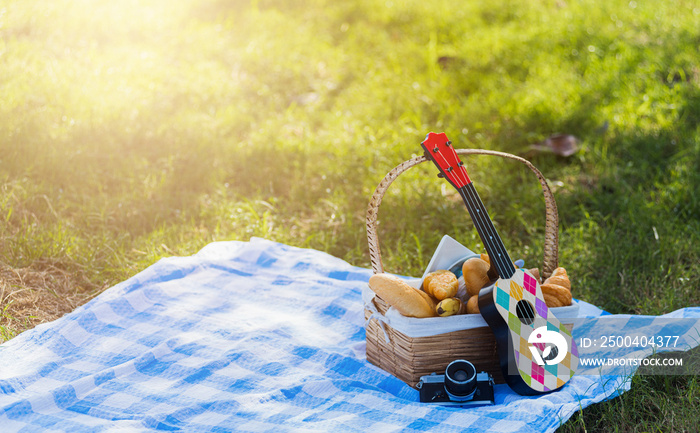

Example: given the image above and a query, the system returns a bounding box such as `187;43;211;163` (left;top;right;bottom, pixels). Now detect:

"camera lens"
444;360;477;401
453;369;469;382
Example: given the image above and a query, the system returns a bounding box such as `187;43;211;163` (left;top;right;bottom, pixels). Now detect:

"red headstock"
421;132;471;189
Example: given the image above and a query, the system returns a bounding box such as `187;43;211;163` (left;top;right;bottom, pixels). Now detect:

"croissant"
541;283;572;307
545;275;571;291
550;267;569;279
544;267;571;291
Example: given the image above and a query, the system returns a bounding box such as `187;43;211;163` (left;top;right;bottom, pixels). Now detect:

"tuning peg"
437;173;445;178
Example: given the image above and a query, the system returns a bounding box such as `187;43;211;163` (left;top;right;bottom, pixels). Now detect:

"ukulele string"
431;150;462;186
459;184;513;276
457;185;513;278
460;188;512;279
445;144;470;187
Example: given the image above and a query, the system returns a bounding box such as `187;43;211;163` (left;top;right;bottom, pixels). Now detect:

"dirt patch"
0;260;101;343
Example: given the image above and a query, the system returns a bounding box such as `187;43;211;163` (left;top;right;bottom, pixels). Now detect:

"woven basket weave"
364;149;562;387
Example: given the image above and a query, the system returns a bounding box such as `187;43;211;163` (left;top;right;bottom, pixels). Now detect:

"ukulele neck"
458;182;516;279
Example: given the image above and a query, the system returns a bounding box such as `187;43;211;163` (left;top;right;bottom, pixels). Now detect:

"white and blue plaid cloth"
1;238;698;432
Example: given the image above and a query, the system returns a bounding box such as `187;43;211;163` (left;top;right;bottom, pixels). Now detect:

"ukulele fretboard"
458;182;516;279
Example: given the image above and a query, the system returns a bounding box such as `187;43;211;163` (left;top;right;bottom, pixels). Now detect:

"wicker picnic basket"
364;149;563;387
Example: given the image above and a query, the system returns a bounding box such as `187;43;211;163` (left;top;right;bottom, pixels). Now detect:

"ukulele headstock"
421;132;471;189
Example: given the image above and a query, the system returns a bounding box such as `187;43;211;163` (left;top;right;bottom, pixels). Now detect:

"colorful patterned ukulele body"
421;132;578;395
480;270;579;394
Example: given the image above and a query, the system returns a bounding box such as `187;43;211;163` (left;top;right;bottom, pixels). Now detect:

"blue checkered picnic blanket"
1;238;698;432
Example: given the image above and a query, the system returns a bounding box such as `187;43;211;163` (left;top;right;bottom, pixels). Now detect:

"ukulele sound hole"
543;345;559;362
516;300;536;325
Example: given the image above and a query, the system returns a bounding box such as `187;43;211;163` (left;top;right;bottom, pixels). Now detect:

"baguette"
369;273;437;318
416;286;437;311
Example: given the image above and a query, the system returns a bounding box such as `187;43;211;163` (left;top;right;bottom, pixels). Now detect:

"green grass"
563;373;700;432
1;0;699;430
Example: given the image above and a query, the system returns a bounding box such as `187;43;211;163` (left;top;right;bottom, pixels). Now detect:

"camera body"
417;360;495;407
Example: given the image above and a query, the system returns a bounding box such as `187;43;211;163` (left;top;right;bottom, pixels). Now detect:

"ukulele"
421;132;578;395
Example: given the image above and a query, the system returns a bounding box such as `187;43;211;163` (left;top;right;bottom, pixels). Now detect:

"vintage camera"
416;359;495;406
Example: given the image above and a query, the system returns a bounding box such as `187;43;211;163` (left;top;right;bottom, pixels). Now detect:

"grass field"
1;0;699;430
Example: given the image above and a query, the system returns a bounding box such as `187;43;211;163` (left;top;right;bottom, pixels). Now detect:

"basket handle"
366;149;559;280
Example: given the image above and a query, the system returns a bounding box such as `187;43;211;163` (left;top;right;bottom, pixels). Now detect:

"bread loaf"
369;273;436;318
462;257;491;298
466;295;480;314
422;270;458;300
